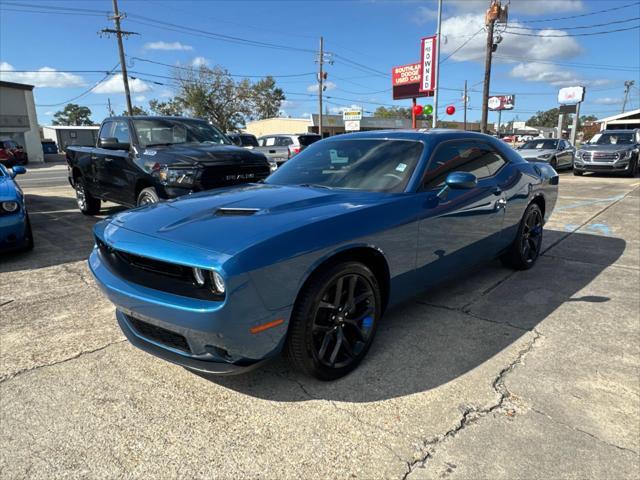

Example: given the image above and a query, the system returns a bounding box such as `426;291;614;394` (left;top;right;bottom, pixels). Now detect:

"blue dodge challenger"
0;164;33;253
90;130;558;380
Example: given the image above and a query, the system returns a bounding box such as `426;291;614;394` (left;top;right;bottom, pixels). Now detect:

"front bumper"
89;243;291;373
574;157;633;172
0;210;28;251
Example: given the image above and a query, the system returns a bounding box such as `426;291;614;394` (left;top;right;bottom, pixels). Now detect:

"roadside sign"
558;86;585;105
419;35;438;93
344;120;361;131
488;95;515;111
559;104;577;114
392;62;433;100
343;109;363;121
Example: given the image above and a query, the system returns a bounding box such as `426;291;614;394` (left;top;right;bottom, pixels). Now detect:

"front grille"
97;240;223;301
584;152;617;162
127;315;191;353
199;163;271;190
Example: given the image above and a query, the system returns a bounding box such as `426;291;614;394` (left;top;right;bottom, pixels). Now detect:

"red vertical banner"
419;35;438;94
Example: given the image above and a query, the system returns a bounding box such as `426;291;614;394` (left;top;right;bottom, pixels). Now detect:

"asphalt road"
16;162;69;189
1;166;639;479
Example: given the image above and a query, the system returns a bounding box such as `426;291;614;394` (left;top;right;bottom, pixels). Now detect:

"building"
0;80;43;163
40;125;100;153
597;109;640;130
244;117;311;137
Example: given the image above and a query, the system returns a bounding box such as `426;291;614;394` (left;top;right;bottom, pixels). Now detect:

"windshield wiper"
298;183;333;190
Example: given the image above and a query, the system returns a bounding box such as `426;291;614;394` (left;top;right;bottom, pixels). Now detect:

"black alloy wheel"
501;202;544;270
286;262;381;380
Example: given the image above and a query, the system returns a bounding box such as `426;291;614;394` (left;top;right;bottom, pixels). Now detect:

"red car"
0;139;28;167
502;135;515;143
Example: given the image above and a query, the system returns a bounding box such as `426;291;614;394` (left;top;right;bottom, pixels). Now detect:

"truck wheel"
22;214;34;251
75;176;101;215
573;169;584;176
137;187;159;206
625;158;638;177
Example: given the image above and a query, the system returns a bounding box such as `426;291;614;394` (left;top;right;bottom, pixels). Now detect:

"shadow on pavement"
0;194;125;273
207;230;626;402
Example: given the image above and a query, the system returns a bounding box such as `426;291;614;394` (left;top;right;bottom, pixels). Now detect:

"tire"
74;176;101;215
501;202;544;271
625;158;638;178
137;187;160;206
22;214;34;251
285;262;382;380
549;157;558;170
573;169;584;176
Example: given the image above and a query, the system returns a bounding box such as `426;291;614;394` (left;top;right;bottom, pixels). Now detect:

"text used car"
89;130;558;380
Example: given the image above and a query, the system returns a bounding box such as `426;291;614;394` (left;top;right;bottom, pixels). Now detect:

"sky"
1;0;639;127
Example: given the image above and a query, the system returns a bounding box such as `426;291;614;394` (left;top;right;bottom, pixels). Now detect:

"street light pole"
432;0;443;129
318;36;324;138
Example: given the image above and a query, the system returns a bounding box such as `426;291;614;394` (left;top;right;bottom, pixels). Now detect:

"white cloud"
134;95;147;102
593;97;622;105
144;41;193;51
446;0;583;14
92;74;151;94
440;14;582;63
307;81;336;93
0;62;86;88
509;62;609;87
159;89;174;98
191;56;209;67
329;103;361;114
413;6;439;24
44;111;54;116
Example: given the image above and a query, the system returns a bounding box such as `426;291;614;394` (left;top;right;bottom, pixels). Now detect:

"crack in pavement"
415;301;531;333
529;406;639;455
401;329;543;479
0;339;126;384
0;299;14;307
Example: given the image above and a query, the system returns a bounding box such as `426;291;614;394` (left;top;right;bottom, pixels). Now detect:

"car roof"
327;129;498;142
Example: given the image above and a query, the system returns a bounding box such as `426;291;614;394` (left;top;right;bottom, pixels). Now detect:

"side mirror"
446;171;478;190
99;137;130;150
11;166;26;177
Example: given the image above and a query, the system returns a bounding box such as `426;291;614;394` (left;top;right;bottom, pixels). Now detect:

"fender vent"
215;208;259;216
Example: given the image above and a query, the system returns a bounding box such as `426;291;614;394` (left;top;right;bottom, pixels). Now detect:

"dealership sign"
488;95;515;111
558;86;585;105
391;62;433;100
344;120;361;131
342;109;363;121
419;35;438;93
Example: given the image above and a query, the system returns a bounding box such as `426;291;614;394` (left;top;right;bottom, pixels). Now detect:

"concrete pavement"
1;170;638;479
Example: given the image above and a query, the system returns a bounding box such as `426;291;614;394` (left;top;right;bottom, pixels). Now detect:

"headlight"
157;165;198;187
1;201;19;212
269;160;278;173
537;153;552;160
575;150;584;159
192;267;226;297
619;150;632;160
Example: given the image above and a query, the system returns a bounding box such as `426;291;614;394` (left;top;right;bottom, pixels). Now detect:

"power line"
440;27;485;63
0;7;106;17
507;16;640;31
517;1;640;24
1;1;108;14
503;25;640;37
35;64;120;107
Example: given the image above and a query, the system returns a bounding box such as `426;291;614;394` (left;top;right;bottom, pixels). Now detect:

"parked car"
574;129;639;177
89;130;558;380
66;116;273;214
0;164;33;252
0;139;28;167
227;133;259;148
517;138;575;170
256;133;321;165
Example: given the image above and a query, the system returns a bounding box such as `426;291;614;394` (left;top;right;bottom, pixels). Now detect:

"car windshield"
298;135;321;147
521;140;558;150
588;132;634;145
133;119;231;148
266;139;424;192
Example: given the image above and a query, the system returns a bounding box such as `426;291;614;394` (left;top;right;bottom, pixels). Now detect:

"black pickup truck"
66;116;273;214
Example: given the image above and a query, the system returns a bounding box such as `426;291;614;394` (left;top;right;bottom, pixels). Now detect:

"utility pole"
432;0;443;129
101;0;138;116
622;80;635;113
317;36;324;138
107;98;114;117
463;80;468;130
481;0;505;133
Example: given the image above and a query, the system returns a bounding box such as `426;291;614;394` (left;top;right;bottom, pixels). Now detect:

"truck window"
99;121;113;141
264;137;276;147
112;120;131;144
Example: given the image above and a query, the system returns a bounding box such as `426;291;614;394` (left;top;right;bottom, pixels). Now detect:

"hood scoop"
214;207;259;216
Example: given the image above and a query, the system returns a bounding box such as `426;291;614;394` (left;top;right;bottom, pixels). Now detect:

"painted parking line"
555;194;626;211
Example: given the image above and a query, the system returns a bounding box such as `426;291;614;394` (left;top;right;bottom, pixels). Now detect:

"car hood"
138;143;269;166
579;144;634;152
518;148;556;158
0;176;18;201
107;183;390;256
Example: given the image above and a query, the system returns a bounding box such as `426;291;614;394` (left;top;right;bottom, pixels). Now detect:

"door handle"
105;157;113;162
90;155;98;161
268;150;276;154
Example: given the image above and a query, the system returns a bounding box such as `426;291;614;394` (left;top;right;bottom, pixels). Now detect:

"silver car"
256;133;321;165
517;139;575;170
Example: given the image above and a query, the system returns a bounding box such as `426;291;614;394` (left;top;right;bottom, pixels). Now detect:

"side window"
276;136;293;146
422;141;506;190
99;121;113;140
112;120;131;144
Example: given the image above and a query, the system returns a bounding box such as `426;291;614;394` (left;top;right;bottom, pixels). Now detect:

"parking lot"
1;164;639;479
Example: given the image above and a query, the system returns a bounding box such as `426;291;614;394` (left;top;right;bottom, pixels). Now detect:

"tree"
149;98;184;116
526;107;573;131
52;103;94;126
374;106;412;119
173;65;253;132
249;76;285;119
123;106;148;116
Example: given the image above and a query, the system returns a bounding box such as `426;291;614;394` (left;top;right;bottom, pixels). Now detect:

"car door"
562;140;575;167
415;140;507;288
101;119;135;205
93;120;115;198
